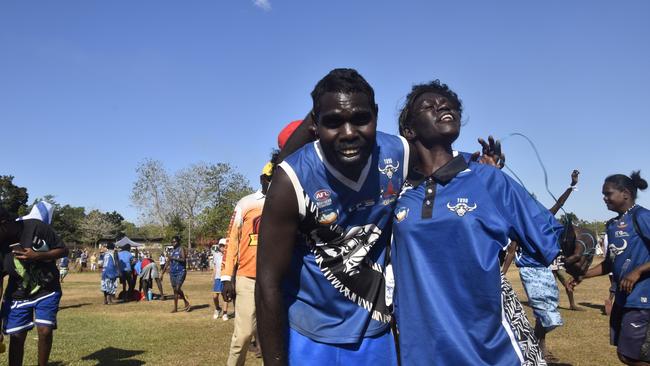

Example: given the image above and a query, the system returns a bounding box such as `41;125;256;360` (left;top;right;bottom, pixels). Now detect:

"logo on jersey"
447;198;477;217
608;239;628;261
378;159;400;180
617;221;628;229
348;199;376;213
395;207;409;223
615;230;630;238
314;189;333;208
317;210;338;225
248;216;262;246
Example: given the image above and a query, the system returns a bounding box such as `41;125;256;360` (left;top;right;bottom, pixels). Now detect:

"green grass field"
3;264;620;365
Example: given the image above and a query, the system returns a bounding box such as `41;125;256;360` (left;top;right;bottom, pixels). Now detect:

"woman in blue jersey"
390;80;562;365
571;171;649;365
162;236;191;312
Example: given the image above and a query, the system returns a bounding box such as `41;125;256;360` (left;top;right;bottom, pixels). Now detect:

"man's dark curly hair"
398;79;462;136
311;68;376;118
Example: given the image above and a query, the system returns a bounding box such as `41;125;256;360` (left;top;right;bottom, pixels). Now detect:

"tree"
80;210;119;247
195;163;253;242
54;205;86;245
0;175;29;216
131;159;172;234
166;163;211;248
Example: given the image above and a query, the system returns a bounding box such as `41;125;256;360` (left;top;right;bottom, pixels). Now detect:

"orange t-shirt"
221;190;265;280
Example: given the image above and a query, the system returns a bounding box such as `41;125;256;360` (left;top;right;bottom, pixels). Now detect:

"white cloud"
253;0;271;11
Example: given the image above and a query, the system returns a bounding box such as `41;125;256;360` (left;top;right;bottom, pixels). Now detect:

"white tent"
115;236;144;248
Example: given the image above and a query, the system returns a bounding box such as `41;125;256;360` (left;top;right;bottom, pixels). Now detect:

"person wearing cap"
0;203;68;366
221;157;276;366
212;239;230;320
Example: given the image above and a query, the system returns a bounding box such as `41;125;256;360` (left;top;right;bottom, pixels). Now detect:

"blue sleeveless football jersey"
392;158;561;365
279;131;409;344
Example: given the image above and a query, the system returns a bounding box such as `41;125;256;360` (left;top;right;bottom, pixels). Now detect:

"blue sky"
1;0;648;223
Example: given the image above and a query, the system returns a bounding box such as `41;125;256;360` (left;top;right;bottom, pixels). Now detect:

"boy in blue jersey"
256;69;503;365
571;171;650;365
391;80;562;365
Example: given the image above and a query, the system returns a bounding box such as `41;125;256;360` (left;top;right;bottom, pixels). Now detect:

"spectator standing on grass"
571;171;649;365
162;236;190;312
90;252;97;271
101;242;120;305
212;239;230;320
0;205;68;366
117;244;134;301
222;161;273;365
159;252;166;269
79;249;88;273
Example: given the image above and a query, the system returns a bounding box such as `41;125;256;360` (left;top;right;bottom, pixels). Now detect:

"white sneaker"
213;310;221;320
222;313;229;321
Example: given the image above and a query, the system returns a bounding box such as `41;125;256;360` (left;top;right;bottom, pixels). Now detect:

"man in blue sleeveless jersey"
257;69;406;365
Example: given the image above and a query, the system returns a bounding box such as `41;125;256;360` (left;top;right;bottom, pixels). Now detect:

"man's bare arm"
550;170;579;215
256;168;300;366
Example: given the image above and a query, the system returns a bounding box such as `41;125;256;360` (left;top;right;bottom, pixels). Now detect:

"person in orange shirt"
222;160;274;366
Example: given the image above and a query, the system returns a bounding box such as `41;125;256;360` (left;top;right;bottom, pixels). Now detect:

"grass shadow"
578;302;606;314
190;304;210;311
81;347;146;366
60;303;92;311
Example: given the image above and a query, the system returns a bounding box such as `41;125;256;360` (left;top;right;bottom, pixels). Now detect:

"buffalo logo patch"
447;198;477;217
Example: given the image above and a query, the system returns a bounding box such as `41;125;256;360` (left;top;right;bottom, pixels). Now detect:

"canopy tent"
114;236;144;248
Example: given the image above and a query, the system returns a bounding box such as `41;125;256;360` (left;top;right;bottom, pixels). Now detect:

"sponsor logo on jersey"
608;239;628;260
378;159;400;179
314;189;331;201
348;199;376;213
395;207;409;223
248;216;262;246
618;220;628;229
447;198;477;217
317;210;338;225
615;230;630;238
314;189;333;208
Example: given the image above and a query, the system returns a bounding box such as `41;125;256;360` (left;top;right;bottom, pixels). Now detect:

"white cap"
17;201;54;224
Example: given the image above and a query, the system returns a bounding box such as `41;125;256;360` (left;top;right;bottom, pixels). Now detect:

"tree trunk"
187;217;192;248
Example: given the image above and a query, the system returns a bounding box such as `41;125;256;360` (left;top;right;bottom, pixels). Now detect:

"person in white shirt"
212;239;230;320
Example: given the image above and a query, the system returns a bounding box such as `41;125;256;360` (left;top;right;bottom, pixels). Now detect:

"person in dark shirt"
0;207;68;366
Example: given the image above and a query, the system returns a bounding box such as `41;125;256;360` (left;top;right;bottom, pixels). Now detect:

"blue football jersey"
392;156;561;365
279;131;409;344
605;205;650;308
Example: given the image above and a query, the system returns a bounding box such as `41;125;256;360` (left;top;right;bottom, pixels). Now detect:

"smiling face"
602;182;629;213
314;91;377;179
404;92;460;147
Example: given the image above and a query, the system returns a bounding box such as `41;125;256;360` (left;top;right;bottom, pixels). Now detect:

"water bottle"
147;289;153;301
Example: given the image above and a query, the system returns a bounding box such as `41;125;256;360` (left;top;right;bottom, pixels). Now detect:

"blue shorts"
212;279;223;293
1;291;62;335
287;327;397;365
170;271;186;289
519;266;563;330
610;305;650;361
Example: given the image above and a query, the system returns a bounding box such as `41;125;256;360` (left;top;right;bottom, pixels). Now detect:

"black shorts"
610;305;650;361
